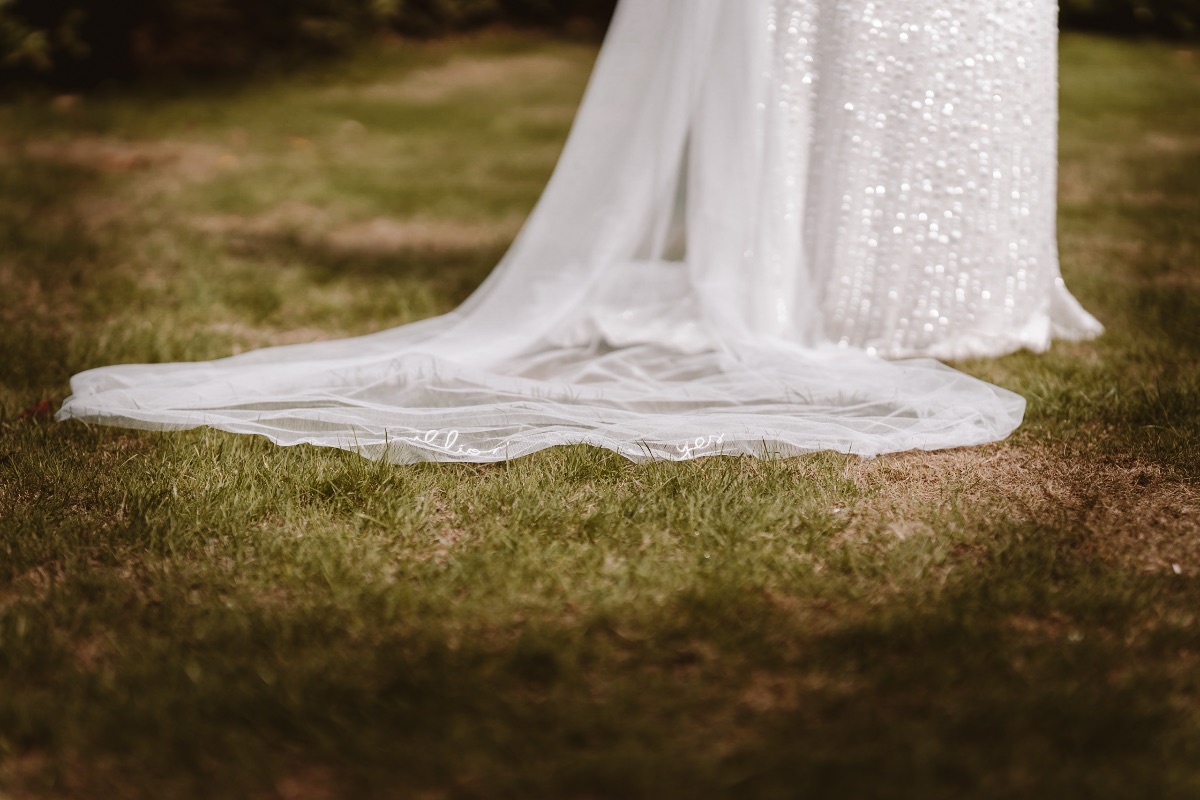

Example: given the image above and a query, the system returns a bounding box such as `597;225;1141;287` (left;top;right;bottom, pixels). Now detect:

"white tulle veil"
59;0;1101;463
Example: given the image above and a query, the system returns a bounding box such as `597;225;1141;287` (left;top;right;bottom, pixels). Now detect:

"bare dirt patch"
738;667;858;714
5;136;247;232
1141;132;1200;156
269;766;342;800
193;202;522;256
192;201;331;239
71;634;113;673
341;54;575;104
0;751;50;800
204;321;342;352
19;137;238;185
0;265;75;325
325;216;520;255
1059;157;1123;207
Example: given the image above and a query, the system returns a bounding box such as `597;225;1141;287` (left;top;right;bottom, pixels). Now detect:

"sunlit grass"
0;32;1198;799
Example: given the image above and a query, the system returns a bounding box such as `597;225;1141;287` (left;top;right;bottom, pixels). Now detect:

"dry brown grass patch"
19;137;237;184
1141;132;1200;156
845;443;1199;576
0;265;79;326
341;53;575;104
193;202;522;256
1083;480;1200;577
0;751;51;800
1059;156;1124;206
264;765;342;800
325;216;521;255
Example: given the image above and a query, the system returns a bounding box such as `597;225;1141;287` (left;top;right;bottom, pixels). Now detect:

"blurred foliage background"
0;0;617;87
2;0;1195;88
1060;0;1200;37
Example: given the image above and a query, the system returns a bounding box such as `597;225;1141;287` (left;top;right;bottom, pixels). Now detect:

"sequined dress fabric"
804;0;1100;356
57;0;1100;463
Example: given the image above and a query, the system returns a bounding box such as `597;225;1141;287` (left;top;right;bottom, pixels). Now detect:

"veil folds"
58;0;1100;463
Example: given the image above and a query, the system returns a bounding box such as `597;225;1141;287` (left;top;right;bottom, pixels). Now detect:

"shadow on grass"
1;422;1197;798
3;33;1199;800
0;156;106;284
3;502;1196;799
223;229;509;307
0;155;111;392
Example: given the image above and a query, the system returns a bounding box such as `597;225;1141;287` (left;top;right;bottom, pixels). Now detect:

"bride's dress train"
57;0;1101;463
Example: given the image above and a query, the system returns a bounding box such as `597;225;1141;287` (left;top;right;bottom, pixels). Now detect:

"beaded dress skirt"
57;0;1100;462
804;1;1101;357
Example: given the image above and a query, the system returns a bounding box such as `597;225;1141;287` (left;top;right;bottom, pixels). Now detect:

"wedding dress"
57;0;1101;463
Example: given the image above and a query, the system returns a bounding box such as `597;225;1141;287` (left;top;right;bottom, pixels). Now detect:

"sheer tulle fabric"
57;0;1099;463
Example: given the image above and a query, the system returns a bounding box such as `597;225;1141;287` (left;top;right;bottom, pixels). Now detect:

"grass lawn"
1;30;1198;799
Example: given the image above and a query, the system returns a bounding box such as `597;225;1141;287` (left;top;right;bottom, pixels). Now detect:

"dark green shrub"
1062;0;1200;38
1;0;395;85
391;0;500;37
498;0;617;29
1;0;1191;88
0;0;617;86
